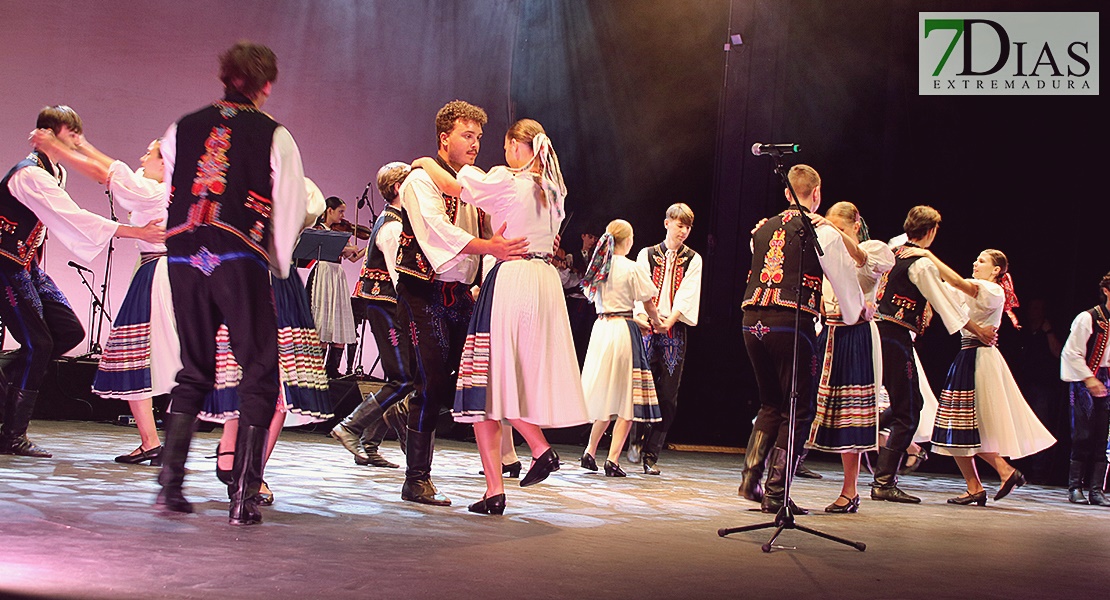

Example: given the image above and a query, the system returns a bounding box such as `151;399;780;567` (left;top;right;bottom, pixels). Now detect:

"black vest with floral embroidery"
875;244;931;334
167;93;279;261
354;206;402;303
645;242;696;308
0;152;54;270
742;208;824;317
1084;304;1109;373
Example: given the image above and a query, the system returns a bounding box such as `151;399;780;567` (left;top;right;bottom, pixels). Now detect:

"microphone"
68;260;93;273
751;143;800;156
357;180;372;209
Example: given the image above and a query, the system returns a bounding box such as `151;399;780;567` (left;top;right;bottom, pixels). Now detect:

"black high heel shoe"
824;494;861;513
948;490;988;506
468;493;507;515
520;448;560;487
479;461;523;478
115;444;163;466
580;453;598;471
994;469;1026;501
213;444;234;485
604;460;626;477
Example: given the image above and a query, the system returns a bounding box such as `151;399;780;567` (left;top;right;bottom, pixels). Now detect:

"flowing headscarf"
1000;272;1021;328
581;232;615;302
514;133;566;220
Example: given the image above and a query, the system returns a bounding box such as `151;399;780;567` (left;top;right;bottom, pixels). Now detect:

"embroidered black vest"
645;242;696;308
1084;305;1110;373
0;153;55;270
354;206;402;304
742;209;824;317
166;93;279;261
876;244;931;334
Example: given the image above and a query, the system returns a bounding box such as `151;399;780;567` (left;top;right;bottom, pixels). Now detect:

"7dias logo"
920;13;1098;96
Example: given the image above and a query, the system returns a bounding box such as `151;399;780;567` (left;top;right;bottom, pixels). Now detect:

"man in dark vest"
1;106;163;458
393;100;527;506
329;161;414;469
871;206;993;504
154;42;307;525
739;164;868;514
1060;271;1110;506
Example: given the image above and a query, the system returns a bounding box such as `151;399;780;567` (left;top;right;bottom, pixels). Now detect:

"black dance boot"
344;342;358;376
401;428;451;506
1068;460;1089;504
870;447;921;503
794;448;823;479
760;446;809;515
739;429;773;502
329;395;386;462
0;388;51;457
382;398;409;455
324;346;342;380
642;428;666;475
228;424;267;526
358;418;399;468
154;411;197;514
1089;461;1110;507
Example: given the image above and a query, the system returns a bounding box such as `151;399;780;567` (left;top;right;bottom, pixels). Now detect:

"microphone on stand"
68;260;94;274
751;143;800;156
357;180;372;209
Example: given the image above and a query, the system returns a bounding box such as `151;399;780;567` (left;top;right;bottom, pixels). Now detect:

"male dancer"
739;165;867;514
330;162;414;469
0;106;163;457
394;100;527;506
155;42;307;525
870;206;992;503
631;202;702;475
1060;271;1110;506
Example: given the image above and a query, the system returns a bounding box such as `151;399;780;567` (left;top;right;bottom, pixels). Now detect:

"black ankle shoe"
213;444;234;485
604;460;626;477
825;494;861;513
520;448;560;487
580;453;598;471
115;445;163;465
479;461;522;478
643;455;661;475
948;490;987;506
994;469;1026;501
468;493;507;515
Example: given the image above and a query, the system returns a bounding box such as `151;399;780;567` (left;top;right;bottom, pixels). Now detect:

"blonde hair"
606;219;633;246
665;203;694;226
376;162;411;201
787;164;821;199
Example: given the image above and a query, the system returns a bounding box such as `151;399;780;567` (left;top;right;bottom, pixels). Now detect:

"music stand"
293;229;349;265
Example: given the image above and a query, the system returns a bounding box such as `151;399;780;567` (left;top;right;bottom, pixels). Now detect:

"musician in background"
309;196;365;378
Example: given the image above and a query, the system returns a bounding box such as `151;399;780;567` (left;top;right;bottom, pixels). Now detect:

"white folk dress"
309;225;357;345
451;165;588;427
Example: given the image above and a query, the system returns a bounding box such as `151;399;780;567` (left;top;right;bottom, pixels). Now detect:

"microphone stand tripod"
718;150;865;553
79;188;118;357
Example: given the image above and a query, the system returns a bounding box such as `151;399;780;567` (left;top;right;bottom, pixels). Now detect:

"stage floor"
1;421;1106;599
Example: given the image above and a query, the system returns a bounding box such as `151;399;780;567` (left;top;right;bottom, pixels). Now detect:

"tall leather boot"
228;424;268;526
760;446;809;515
329;395;386;462
155;411;197;514
324;345;342;380
401;427;451;506
1068;460;1089;504
739;428;773;502
344;342;358;376
1088;460;1110;507
794;448;823;479
358;418;399;468
383;397;409;455
0;388;51;457
870;447;921;503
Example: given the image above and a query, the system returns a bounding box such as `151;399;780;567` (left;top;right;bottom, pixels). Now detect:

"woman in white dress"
417;118;590;515
806;203;894;512
580;219;664;477
907;248;1056;505
309;196;364;378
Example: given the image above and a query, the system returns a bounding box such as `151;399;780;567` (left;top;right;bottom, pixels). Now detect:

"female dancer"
30;131;178;465
418;118;590;515
806;202;893;513
908;248;1056;505
580;220;664;477
208;179;333;504
309;196;365;378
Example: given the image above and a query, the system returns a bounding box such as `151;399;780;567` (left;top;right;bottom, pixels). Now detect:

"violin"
332;219;372;240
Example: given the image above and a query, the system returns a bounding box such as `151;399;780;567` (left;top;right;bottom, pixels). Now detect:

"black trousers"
877;321;923;453
741;309;818;456
394;278;474;433
166;243;279;429
0;264;85;391
1070;367;1110;465
363;301;415;410
635;322;688;457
